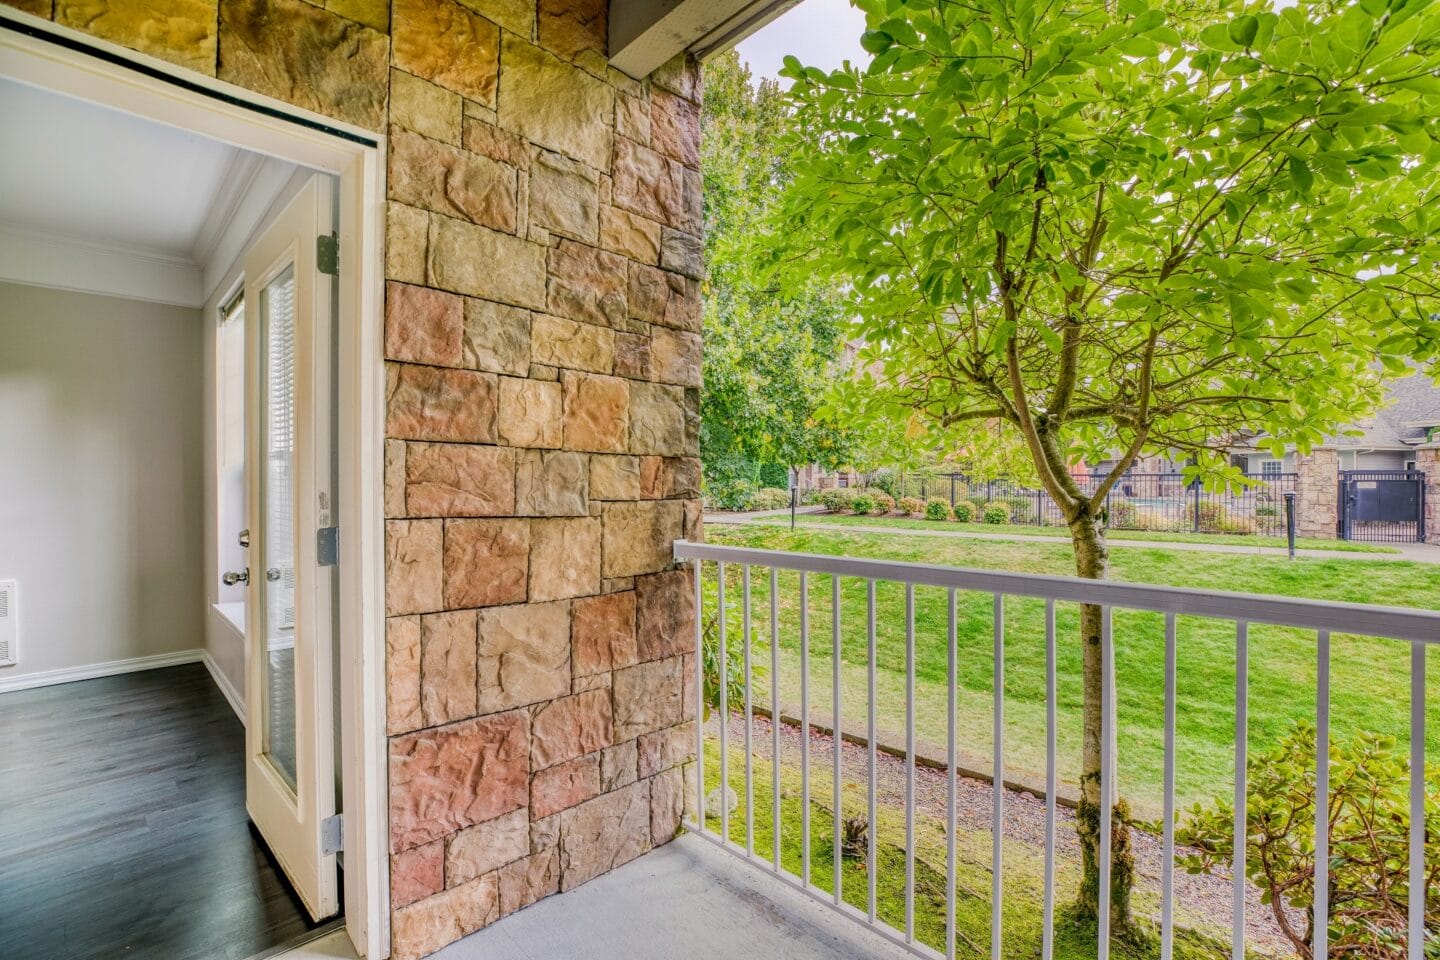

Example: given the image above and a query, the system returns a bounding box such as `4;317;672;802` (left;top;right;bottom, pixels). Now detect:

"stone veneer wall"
2;1;704;957
1295;449;1340;538
1415;445;1440;544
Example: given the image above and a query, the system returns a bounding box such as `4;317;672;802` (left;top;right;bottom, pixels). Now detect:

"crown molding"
0;220;202;307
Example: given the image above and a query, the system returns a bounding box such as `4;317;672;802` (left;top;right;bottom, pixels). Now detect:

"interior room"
0;75;338;960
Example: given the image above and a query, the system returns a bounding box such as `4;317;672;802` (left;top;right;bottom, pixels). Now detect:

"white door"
241;174;339;921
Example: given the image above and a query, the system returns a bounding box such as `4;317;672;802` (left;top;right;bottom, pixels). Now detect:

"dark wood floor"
0;663;325;960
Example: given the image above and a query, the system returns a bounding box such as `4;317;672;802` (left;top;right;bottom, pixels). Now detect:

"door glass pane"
261;264;298;792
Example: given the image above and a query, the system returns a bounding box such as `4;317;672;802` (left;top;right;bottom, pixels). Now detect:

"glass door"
241;174;339;921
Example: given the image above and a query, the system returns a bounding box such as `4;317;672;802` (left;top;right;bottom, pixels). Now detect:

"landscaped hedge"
981;500;1011;524
952;500;978;522
924;498;952;521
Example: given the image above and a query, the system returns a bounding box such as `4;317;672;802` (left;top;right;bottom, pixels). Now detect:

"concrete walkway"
706;515;1440;564
431;834;913;960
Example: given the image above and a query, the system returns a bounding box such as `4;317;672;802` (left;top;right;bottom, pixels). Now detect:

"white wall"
0;282;204;682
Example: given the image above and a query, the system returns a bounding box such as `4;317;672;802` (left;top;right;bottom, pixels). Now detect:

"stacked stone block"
1295;449;1340;539
3;1;704;957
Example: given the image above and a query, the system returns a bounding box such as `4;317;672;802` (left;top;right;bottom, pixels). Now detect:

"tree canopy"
700;52;856;506
775;0;1440;928
782;0;1440;508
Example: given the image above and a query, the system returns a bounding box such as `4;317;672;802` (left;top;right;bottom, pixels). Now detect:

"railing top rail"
674;540;1440;644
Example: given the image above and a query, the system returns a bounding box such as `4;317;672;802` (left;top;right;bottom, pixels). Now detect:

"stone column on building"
1294;448;1339;538
1414;444;1440;544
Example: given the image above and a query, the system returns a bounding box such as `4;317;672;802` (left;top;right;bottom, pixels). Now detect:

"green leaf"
1288;156;1314;195
1228;14;1259;47
860;30;894;54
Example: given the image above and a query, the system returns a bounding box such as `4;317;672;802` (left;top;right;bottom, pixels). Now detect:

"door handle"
222;569;249;586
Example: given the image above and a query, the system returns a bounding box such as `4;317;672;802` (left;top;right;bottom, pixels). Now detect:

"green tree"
778;0;1440;932
701;52;855;507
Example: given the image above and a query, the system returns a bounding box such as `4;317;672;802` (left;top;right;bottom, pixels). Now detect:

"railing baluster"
947;588;959;960
1099;605;1113;960
1410;640;1426;960
1042;599;1056;960
832;574;843;905
800;571;811;888
1233;620;1248;960
1315;629;1330;960
904;583;916;942
694;559;705;829
867;579;878;923
770;567;781;873
992;592;1004;960
718;562;729;844
1162;612;1177;960
743;565;754;859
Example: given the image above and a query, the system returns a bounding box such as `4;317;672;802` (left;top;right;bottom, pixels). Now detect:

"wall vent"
0;580;16;667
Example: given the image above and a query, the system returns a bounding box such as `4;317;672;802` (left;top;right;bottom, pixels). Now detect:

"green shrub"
863;489;895;514
981;500;1011;524
1107;499;1138;529
743;487;791;511
851;494;876;515
867;468;898;498
924;498;951;520
817;488;858;513
1178;722;1439;959
952;500;977;522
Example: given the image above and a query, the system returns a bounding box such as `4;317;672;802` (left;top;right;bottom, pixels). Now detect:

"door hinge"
317;233;339;276
320;814;344;856
317;527;339;566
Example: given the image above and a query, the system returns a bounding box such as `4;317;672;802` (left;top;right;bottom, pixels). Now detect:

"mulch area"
717;713;1296;956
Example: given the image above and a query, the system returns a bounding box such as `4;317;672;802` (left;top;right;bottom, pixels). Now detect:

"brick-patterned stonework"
1295;449;1339;539
1416;445;1440;544
6;2;703;957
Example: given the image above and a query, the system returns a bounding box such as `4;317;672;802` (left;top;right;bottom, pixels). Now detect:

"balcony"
667;540;1437;960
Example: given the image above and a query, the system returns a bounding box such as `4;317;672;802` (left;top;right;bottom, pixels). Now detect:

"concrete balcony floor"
433;834;915;960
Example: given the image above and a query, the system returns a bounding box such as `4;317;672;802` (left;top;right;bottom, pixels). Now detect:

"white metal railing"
675;539;1438;960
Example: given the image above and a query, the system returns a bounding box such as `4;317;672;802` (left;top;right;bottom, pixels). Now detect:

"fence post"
791;485;797;531
1192;480;1201;533
1283;492;1297;560
950;475;956;507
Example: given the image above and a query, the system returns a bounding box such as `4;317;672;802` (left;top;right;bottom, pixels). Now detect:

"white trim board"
0;220;203;307
0;648;203;694
201;648;246;724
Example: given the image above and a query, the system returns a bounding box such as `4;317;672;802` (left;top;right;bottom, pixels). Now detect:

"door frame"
0;11;391;957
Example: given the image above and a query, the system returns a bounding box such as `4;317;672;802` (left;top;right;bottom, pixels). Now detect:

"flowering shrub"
898;497;924;516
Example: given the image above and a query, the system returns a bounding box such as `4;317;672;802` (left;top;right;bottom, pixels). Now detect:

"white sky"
734;0;869;83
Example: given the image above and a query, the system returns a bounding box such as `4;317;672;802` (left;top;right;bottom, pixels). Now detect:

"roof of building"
1230;370;1440;452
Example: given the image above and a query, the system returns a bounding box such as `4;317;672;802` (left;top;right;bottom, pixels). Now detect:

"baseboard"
0;648;204;694
200;649;246;726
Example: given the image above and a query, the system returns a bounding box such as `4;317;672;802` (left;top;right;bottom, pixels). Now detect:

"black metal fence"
1338;469;1426;543
807;471;1301;538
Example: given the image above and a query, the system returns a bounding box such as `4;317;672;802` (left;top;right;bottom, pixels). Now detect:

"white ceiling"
0;77;247;260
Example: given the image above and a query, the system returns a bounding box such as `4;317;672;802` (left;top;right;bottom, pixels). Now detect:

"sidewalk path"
704;514;1440;564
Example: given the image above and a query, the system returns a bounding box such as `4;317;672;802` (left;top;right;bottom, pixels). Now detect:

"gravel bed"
716;713;1295;956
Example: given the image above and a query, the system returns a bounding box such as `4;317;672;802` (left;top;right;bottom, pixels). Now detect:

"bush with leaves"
981;501;1012;524
953;500;978;523
817;488;857;513
1178;723;1439;959
743;487;792;511
897;496;924;516
851;494;877;515
864;489;895;514
1107;499;1138;529
924;498;952;521
701;612;763;720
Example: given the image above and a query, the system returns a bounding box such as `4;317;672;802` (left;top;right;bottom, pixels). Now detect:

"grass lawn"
698;741;1248;959
703;526;1440;815
753;511;1398;553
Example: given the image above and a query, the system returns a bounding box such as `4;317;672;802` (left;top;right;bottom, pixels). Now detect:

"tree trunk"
1069;508;1137;932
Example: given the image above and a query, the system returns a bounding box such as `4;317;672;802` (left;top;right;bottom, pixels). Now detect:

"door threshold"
239;920;352;960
